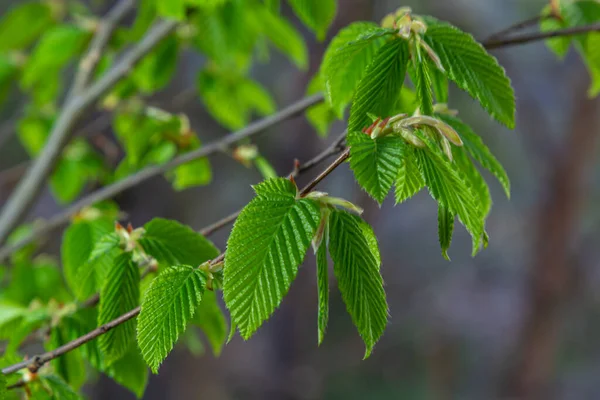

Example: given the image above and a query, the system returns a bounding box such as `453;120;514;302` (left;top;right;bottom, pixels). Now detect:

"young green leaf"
156;0;186;20
430;61;449;103
322;22;393;116
305;72;337;137
423;17;515;128
0;373;6;399
0;1;55;52
288;0;336;40
191;290;228;356
540;7;571;59
47;325;86;390
98;252;140;363
139;218;219;267
554;1;600;96
415;142;484;254
453;146;492;217
224;178;321;339
395;144;425;204
438;205;454;261
61;218;115;300
411;57;434;115
348;131;404;204
39;375;82;400
137;265;207;373
348;38;409;133
105;346;149;399
328;210;387;358
316;242;329;345
197;68;276;130
21;25;90;93
255;6;308;69
132;36;179;94
439;114;510;197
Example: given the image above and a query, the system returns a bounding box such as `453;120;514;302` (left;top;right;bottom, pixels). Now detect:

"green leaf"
21;25;90;95
322;22;393;116
139;218;219;267
305;72;337;137
167;136;212;190
411;56;434;115
453;146;492;218
47;325;86;390
255;6;308;69
0;373;6;400
439;114;510;197
438;205;454;261
254;156;278;180
540;7;571;59
39;375;82;400
348;38;409;133
0;1;55;51
288;0;336;40
98;252;140;363
430;62;449;103
556;1;600;97
197;68;276;130
156;0;186;20
89;233;121;261
395;144;425;204
170;157;212;190
49;140;106;204
193;2;258;70
316;242;329;345
224;178;321;339
132;36;179;94
423;17;515;128
191;290;228;356
415;141;485;254
61;218;115;300
327;210;387;358
137;265;207;373
348;131;404;204
105;346;149;399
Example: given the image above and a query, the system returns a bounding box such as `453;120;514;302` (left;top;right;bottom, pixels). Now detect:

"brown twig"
0;94;324;262
483;15;544;42
200;130;347;237
482;22;600;49
4;13;600;381
1;128;349;378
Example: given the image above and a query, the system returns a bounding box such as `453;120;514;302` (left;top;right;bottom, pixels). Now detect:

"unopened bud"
312;207;331;253
420;40;445;73
396;126;427;148
440;137;454;161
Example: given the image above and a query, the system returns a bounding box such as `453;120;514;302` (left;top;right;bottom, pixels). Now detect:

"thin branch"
482;22;600;49
0;94;324;262
1;307;141;375
200;130;347;237
0;88;198;185
1;129;348;377
0;18;178;246
483;15;544;42
199;212;240;237
70;0;135;96
4;13;598;379
299;148;350;195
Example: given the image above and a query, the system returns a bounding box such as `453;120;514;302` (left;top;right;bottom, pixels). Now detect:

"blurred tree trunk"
502;81;600;399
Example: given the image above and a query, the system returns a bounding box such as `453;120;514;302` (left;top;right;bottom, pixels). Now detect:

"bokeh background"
2;0;600;399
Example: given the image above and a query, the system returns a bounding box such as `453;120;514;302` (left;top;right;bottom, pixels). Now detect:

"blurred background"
2;0;600;399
